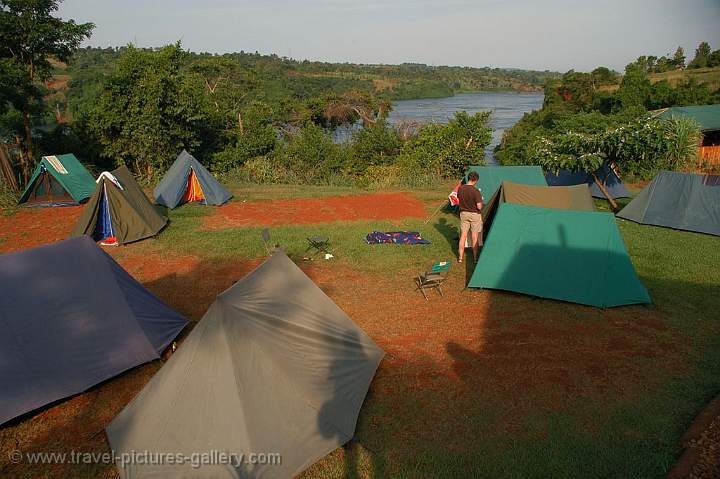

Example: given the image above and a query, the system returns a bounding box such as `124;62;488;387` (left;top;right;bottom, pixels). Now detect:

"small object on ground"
261;228;279;255
100;236;119;246
415;261;451;300
306;235;331;256
324;253;334;260
365;231;430;245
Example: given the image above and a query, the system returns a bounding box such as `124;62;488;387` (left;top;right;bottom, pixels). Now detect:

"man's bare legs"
471;230;480;262
458;228;468;263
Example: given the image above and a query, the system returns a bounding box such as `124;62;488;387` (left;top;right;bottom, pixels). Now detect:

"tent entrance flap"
24;167;76;206
93;184;115;242
182;168;205;203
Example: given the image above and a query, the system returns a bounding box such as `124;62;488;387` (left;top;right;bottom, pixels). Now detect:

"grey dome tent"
153;150;232;208
0;237;187;425
107;251;384;479
617;170;720;236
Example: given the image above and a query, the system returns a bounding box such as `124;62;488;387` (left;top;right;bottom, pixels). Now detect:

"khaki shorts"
460;211;483;241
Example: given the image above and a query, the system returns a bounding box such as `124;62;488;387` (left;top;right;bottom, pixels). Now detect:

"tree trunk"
21;107;33;184
0;143;20;193
591;172;619;211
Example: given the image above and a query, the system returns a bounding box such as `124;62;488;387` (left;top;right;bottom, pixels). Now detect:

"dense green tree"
615;63;651;111
279;123;347;182
672;47;686;69
708;49;720;68
0;0;93;181
590;67;620;86
347;120;402;175
89;43;211;177
688;41;712;69
212;101;277;172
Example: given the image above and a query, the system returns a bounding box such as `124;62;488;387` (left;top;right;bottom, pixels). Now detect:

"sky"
57;0;720;72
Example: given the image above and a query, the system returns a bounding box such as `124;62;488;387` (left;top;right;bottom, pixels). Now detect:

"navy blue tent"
153;150;232;209
0;237;187;425
545;163;629;199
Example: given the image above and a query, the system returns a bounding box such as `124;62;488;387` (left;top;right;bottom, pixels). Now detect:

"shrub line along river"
334;91;544;164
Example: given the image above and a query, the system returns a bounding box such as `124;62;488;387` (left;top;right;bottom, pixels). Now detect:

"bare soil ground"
203;192;427;230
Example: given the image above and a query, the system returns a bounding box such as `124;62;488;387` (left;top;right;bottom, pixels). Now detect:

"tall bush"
277;123;348;183
397;111;492;177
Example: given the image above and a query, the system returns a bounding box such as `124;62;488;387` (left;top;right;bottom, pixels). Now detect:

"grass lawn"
1;182;719;478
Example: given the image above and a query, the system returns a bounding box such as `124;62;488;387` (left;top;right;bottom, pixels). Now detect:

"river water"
387;92;544;163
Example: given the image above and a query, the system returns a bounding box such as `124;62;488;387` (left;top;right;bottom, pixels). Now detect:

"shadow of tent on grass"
439;232;720;477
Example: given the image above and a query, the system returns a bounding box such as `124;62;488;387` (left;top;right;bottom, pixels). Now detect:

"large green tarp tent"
153;150;232;209
468;203;651;308
657;104;720;131
107;251;384;478
478;181;595;244
465;165;547;201
71;166;167;245
19;154;95;206
617;170;720;236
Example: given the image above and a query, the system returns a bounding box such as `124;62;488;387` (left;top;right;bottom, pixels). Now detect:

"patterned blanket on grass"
365;231;431;245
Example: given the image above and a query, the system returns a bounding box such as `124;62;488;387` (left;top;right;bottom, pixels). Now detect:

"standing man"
457;171;484;263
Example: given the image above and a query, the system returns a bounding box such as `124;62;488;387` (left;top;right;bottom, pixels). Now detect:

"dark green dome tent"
468;181;650;308
18;154;96;206
72;165;167;246
617;171;720;236
107;251;384;479
0;237;187;425
153;150;232;209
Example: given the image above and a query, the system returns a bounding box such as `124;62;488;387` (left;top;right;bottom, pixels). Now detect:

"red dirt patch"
203;192;427;230
0;206;82;254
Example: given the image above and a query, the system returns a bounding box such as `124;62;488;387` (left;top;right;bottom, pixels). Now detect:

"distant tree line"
0;0;557;201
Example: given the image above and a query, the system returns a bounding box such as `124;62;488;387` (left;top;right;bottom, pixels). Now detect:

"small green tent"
19;154;95;206
468;203;650;308
72;166;167;245
465;165;547;201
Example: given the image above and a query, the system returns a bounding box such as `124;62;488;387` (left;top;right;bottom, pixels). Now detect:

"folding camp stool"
415;261;451;300
306;236;331;256
261;228;283;255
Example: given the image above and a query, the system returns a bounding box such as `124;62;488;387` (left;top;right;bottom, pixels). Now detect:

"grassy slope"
649;66;720;91
154;184;720;478
599;66;720;93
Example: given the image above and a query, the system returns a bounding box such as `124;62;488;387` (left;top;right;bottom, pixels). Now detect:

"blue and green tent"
19;154;95;206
